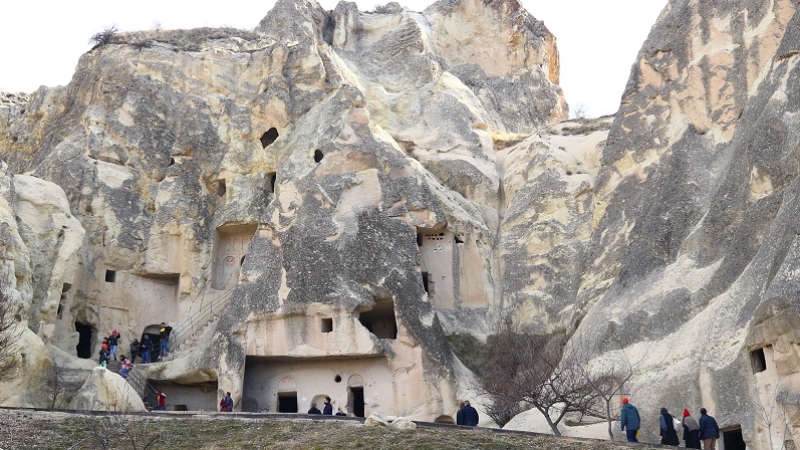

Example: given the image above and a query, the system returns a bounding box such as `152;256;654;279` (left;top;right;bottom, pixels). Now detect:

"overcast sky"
0;0;666;118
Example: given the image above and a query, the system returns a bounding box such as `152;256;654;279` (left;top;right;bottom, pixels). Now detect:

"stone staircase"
162;286;237;361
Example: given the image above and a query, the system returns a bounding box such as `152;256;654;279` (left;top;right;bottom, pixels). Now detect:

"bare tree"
477;326;599;435
751;374;790;450
577;350;637;439
44;360;70;409
0;290;22;383
84;383;163;450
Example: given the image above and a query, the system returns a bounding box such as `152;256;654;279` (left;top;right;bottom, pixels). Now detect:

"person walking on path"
108;329;121;361
461;400;479;426
659;407;680;446
620;397;641;442
699;408;720;450
682;408;701;449
323;396;333;415
140;335;153;363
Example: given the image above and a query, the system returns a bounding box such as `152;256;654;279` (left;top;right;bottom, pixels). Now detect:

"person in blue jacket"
698;408;720;450
620;397;641;442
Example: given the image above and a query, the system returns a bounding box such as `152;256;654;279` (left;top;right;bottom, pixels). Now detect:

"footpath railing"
167;285;237;355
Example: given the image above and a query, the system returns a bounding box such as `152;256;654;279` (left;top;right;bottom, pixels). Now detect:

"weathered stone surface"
69;367;146;412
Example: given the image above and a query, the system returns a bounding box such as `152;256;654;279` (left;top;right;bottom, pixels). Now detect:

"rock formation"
4;0;800;448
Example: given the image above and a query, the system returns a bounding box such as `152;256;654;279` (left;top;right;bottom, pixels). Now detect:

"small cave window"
751;347;767;373
215;179;227;197
105;270;116;283
334;375;342;383
416;233;423;247
321;318;333;333
358;298;397;339
421;272;429;294
268;172;277;194
260;128;279;148
168;157;175;166
455;235;464;244
314;149;324;163
75;322;93;359
57;302;65;320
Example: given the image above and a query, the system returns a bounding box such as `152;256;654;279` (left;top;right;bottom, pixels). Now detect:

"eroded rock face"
69;367;146;412
0;0;568;420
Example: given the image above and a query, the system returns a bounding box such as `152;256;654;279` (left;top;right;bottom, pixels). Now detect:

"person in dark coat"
682;408;701;449
323;396;333;415
98;347;110;368
659;407;680;446
456;401;465;425
129;338;140;363
698;408;720;450
461;400;479;426
140;335;153;363
308;403;322;414
620;397;641;442
108;329;121;361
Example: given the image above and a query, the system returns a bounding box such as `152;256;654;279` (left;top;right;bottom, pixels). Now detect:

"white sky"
0;0;666;118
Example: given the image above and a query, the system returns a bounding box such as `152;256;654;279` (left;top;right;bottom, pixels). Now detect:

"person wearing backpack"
659;407;680;446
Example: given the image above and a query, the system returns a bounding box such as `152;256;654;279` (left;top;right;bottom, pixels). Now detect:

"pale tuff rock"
69;367;146;412
364;412;417;429
4;0;800;447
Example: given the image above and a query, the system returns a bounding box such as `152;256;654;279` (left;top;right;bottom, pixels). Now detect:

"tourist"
659;407;680;446
119;355;133;379
619;397;640;442
461;400;479;426
308;403;321;414
129;338;140;363
108;329;121;361
335;407;347;417
323;396;333;415
699;408;720;450
98;346;110;368
159;322;172;360
682;408;701;449
155;391;167;411
456;401;465;425
220;392;233;412
140;335;152;363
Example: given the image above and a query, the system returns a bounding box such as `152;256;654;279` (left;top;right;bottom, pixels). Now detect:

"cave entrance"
349;387;364;418
358;298;397;339
278;392;298;413
75;322;93;359
722;427;745;450
260;128;279;148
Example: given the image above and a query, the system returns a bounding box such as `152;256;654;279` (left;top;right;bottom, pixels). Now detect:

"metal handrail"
167;285;237;354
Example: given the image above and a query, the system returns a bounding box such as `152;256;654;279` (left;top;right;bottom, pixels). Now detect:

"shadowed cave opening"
358;298;397;339
723;427;745;450
750;347;767;373
314;149;324;163
278;392;298;413
75;321;93;359
268;172;277;193
105;270;116;282
260;128;279;148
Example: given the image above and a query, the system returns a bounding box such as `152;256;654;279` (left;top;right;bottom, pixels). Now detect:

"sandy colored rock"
69;367;146;412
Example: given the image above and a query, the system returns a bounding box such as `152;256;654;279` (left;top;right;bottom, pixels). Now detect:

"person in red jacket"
155;391;167;411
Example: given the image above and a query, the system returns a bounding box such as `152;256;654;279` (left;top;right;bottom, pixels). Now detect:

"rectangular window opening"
751;347;767;373
321;318;333;333
105;270;116;283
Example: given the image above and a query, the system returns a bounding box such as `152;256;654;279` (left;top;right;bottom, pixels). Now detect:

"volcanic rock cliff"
2;0;800;447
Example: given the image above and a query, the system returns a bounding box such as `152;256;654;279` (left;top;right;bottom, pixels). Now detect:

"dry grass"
0;409;661;450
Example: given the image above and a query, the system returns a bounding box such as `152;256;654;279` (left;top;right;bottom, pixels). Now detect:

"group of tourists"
98;329;121;368
135;322;172;362
620;397;721;449
307;396;347;416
